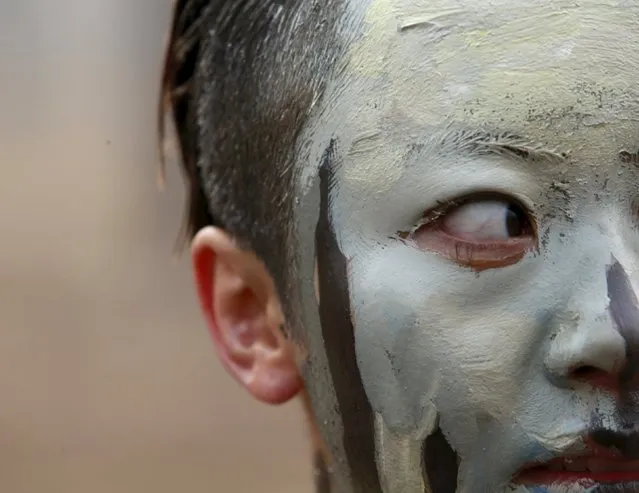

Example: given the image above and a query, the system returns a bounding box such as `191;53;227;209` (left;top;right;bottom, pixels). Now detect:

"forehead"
300;0;639;188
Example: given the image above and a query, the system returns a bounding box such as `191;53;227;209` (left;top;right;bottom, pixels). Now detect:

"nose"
544;258;639;389
544;310;626;389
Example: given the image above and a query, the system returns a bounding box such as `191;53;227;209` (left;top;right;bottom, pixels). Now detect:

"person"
159;1;639;492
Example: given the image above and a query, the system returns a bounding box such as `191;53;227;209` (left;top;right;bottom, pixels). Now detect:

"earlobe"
191;227;302;405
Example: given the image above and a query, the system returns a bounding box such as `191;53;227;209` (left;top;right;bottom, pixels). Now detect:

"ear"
191;227;302;404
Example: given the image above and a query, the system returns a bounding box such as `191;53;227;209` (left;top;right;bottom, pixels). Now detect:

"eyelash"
410;198;465;233
407;192;534;233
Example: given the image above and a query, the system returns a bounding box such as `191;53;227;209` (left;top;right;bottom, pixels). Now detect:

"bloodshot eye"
408;197;537;271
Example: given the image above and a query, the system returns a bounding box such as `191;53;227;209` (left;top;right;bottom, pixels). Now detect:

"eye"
407;197;536;271
441;201;531;241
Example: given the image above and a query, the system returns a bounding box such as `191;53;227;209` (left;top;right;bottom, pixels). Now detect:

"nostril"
571;365;601;379
569;364;619;389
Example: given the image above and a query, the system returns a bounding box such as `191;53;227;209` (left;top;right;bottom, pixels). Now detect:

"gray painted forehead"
297;0;639;196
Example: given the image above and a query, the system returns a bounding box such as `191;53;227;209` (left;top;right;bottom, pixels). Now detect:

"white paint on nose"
545;309;627;380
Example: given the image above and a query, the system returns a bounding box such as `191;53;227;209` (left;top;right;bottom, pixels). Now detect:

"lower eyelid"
409;225;536;270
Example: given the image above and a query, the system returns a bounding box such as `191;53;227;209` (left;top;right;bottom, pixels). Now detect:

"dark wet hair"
159;0;345;299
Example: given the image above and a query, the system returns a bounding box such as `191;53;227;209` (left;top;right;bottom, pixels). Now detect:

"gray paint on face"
353;297;429;434
585;258;639;458
543;308;626;388
352;299;438;492
456;413;560;491
374;413;427;493
341;226;580;491
329;147;639;491
315;141;382;493
291;0;639;491
294;162;353;493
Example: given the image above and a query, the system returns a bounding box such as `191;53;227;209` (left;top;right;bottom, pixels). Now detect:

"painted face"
293;1;639;492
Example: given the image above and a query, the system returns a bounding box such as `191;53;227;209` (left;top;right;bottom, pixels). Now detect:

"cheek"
348;242;549;439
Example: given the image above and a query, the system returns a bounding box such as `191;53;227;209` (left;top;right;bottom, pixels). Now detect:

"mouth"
515;455;639;487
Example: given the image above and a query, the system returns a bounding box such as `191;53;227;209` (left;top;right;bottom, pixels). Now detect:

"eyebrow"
435;128;568;164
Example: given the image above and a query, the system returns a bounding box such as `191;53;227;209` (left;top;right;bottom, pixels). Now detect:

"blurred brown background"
0;2;310;492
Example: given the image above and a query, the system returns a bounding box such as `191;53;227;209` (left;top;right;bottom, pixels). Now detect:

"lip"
515;456;639;486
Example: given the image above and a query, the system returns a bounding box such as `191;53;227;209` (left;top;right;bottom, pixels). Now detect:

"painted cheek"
352;290;428;433
348;242;541;426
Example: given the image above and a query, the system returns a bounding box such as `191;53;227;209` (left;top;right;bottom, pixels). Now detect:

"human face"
294;1;639;492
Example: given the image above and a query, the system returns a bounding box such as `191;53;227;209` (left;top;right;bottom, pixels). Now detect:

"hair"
159;0;346;303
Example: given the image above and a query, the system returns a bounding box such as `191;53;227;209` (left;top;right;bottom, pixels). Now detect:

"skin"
191;1;639;492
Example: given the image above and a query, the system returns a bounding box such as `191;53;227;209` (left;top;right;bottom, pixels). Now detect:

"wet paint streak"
423;428;459;493
314;451;332;493
315;140;382;493
606;258;639;383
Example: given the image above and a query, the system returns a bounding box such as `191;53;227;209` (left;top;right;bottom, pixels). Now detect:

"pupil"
505;205;524;237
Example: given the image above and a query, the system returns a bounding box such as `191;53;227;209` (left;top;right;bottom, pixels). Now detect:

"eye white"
441;200;524;241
